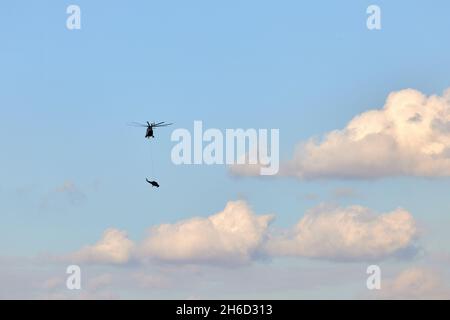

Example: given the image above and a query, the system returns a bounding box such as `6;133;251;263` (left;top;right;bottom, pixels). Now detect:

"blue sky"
1;1;450;299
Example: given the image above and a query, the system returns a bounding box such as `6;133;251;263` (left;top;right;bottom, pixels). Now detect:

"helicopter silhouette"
129;121;173;139
146;178;160;188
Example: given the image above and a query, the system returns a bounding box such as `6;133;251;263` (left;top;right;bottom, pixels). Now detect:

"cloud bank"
66;201;418;265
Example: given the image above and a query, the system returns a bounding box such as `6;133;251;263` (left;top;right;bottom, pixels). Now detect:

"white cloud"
266;205;418;261
65;202;419;265
138;201;274;265
235;88;450;179
70;229;134;265
378;267;450;299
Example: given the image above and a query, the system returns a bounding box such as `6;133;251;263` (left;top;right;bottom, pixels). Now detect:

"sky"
1;0;450;299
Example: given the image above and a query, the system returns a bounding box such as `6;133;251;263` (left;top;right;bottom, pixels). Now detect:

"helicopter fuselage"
145;126;154;138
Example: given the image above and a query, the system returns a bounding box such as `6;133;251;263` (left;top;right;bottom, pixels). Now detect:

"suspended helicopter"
129;121;173;139
146;178;160;188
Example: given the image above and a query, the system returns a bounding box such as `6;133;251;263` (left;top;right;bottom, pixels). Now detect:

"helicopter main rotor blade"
128;122;149;127
153;123;173;127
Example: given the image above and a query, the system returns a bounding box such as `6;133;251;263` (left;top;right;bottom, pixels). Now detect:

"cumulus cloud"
65;201;419;265
70;229;134;265
266;205;418;261
138;201;274;264
377;267;450;299
235;88;450;179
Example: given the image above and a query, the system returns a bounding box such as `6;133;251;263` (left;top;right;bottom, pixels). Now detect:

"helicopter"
129;121;173;139
146;178;160;188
